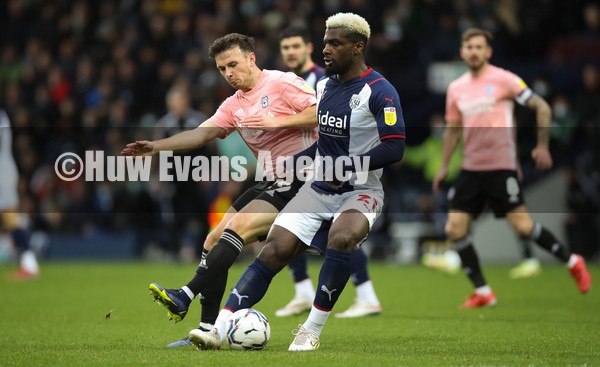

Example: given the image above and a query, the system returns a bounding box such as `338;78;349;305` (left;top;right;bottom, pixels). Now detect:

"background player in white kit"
0;109;39;280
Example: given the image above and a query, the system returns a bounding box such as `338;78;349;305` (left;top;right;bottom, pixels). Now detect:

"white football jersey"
0;109;19;209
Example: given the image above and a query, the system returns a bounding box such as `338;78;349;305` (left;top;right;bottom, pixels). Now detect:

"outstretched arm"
432;120;461;194
121;120;226;156
526;93;553;170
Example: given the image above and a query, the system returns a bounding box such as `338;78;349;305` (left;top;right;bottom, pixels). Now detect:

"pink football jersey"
445;64;533;171
208;69;317;174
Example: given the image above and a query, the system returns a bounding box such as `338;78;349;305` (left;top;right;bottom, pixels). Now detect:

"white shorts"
271;184;383;254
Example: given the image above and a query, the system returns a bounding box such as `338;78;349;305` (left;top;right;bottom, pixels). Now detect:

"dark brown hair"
208;33;255;58
279;25;312;43
461;28;493;46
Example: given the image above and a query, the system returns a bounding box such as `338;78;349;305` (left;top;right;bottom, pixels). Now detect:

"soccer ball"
226;308;271;350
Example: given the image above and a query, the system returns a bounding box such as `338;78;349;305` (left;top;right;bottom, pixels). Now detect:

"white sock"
214;309;233;342
475;285;491;296
567;254;578;268
303;306;330;337
198;322;213;331
355;280;379;306
180;286;194;301
295;278;315;300
20;250;39;274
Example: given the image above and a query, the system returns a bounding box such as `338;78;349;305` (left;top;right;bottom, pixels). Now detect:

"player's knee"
224;214;258;243
257;236;294;273
512;220;533;237
224;214;246;233
257;245;286;273
0;212;19;232
445;221;467;241
327;230;358;252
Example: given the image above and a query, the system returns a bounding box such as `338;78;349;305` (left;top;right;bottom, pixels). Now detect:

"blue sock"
11;228;28;252
224;259;276;311
350;248;369;286
288;253;309;283
314;249;352;311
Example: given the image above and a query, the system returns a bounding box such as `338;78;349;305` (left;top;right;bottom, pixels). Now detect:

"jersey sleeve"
368;80;406;141
445;82;461;123
278;72;318;112
209;96;237;138
505;70;533;106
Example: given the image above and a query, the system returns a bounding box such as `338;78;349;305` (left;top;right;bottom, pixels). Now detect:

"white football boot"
189;328;221;350
275;296;312;317
335;299;381;318
288;324;320;351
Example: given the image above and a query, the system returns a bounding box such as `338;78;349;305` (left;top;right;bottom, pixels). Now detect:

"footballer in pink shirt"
122;33;320;341
433;28;591;309
210;68;317;173
445;63;531;172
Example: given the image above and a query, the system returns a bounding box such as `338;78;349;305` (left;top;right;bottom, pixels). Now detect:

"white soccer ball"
443;250;461;274
226;308;271;350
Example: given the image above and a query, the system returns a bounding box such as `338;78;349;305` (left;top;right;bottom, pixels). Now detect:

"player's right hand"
432;168;447;195
531;145;553;170
121;140;156;156
241;115;277;132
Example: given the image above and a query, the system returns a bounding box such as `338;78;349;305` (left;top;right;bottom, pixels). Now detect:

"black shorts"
448;170;525;218
232;179;303;212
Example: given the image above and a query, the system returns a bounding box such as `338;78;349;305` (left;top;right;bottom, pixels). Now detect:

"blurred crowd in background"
1;0;599;261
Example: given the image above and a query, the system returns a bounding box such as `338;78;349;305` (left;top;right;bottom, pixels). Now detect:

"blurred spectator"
150;85;211;260
0;0;597;261
154;85;206;140
574;64;600;128
565;63;600;260
549;94;580;165
548;3;600;64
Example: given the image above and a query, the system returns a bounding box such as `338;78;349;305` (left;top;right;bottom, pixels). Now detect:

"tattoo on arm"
528;94;551;146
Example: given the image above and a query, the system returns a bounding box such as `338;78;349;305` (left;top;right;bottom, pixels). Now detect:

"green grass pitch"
1;261;599;366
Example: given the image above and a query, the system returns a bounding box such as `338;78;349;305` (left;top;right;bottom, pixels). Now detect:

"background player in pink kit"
433;28;592;308
276;25;382;319
121;33;319;345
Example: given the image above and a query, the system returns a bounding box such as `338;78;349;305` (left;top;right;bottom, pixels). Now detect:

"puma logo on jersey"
320;285;337;301
231;288;249;305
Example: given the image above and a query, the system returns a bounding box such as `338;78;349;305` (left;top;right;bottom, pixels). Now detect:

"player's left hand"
432;167;448;195
242;116;277;132
121;140;155;156
531;145;553;170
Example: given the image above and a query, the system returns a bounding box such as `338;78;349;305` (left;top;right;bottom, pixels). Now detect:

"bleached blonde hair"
326;13;371;41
